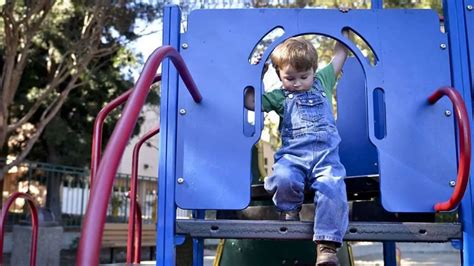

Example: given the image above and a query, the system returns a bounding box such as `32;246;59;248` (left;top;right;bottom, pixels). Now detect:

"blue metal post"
371;0;383;9
460;0;474;263
383;242;397;266
157;5;181;266
443;0;474;265
192;210;205;266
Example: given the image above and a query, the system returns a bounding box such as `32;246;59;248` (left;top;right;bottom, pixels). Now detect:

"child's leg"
264;156;306;212
309;148;348;244
310;156;347;266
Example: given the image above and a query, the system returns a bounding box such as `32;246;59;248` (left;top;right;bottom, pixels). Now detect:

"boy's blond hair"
271;37;318;76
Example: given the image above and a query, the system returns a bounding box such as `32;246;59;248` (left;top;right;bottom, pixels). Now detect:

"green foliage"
435;211;459;223
384;0;442;14
2;1;161;167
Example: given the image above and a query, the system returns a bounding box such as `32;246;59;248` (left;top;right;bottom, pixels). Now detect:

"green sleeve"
262;89;285;116
316;63;336;101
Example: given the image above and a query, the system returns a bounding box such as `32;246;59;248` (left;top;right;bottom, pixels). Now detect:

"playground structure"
1;0;474;265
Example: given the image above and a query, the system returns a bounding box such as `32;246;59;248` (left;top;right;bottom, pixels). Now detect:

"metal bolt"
440;43;447;49
449;180;456;187
445;110;452;117
179;108;186;115
177;177;184;184
182;43;189;49
467;5;473;11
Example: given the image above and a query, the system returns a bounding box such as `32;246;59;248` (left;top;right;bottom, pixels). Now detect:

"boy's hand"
342;28;350;39
339;7;351;13
339;8;351;39
244;87;255;111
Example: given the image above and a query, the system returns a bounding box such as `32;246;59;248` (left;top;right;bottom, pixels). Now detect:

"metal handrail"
90;75;161;187
90;77;160;263
77;45;201;265
133;202;143;264
0;192;39;266
90;89;132;187
428;86;471;211
127;126;160;263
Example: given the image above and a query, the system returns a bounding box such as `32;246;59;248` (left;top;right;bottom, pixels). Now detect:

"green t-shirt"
262;63;336;117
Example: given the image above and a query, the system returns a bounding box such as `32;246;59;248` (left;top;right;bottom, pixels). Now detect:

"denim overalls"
264;80;349;244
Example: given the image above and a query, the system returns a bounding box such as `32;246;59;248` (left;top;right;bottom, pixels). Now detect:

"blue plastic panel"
174;8;456;212
373;11;456;212
337;58;378;177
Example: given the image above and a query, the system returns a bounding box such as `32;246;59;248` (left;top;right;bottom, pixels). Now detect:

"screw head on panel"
179;108;186;115
445;110;452;117
449;180;456;187
440;43;447;49
177;177;184;184
467;5;473;11
182;43;189;49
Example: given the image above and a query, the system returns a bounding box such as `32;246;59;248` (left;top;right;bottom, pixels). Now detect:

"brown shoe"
316;242;338;266
279;209;301;221
280;207;301;221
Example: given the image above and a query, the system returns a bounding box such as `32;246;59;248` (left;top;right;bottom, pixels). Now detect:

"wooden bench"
102;223;156;262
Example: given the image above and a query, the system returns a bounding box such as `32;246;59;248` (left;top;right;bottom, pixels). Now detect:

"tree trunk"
45;141;63;222
45;174;62;222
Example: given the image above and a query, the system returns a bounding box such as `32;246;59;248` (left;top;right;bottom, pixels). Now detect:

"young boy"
245;36;349;266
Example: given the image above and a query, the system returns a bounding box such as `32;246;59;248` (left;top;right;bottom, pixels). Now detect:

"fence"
1;161;170;228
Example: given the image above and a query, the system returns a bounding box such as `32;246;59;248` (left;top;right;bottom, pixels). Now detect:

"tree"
0;1;158;179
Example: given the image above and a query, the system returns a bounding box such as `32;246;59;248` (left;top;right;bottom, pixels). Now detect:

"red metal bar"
428;86;471;211
90;89;132;187
90;75;162;188
77;45;201;265
133;202;143;264
0;192;39;266
127;127;160;263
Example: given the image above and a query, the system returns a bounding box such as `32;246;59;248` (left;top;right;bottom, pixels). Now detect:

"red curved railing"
90;76;161;263
77;45;201;265
127;126;160;263
428;86;471;211
0;192;39;266
90;75;161;187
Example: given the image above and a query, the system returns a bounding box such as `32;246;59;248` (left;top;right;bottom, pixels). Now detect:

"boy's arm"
246;52;270;111
331;30;350;77
245;88;283;113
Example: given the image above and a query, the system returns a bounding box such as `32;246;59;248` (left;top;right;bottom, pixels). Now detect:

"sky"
130;18;164;82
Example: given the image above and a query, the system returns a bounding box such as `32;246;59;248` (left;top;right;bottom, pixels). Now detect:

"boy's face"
279;65;315;92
